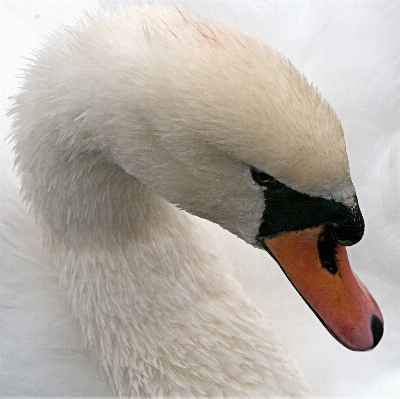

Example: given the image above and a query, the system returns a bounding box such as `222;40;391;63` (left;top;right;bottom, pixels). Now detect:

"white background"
1;1;399;397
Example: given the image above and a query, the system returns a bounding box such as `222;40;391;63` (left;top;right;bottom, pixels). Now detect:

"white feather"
2;1;398;396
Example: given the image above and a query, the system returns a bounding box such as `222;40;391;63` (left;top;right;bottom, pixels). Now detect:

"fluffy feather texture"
12;7;355;243
9;5;361;396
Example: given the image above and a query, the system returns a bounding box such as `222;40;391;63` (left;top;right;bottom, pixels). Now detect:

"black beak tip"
371;314;384;349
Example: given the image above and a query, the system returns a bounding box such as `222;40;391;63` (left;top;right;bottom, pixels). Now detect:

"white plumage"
3;1;400;398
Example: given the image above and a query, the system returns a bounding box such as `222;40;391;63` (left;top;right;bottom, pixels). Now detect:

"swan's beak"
264;226;384;351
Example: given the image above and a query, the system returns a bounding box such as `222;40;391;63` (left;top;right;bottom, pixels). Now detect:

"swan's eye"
251;168;276;186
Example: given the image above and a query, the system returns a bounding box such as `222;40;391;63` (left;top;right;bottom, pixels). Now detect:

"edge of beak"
263;226;383;351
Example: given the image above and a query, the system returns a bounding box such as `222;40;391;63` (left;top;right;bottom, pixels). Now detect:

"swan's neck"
48;164;210;393
32;156;311;396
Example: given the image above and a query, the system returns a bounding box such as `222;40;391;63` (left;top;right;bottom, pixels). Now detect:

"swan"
10;6;384;397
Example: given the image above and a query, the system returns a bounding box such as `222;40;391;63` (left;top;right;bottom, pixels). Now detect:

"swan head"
41;9;383;351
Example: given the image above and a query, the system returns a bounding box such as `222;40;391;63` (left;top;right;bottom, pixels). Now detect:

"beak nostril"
370;315;384;349
318;227;338;275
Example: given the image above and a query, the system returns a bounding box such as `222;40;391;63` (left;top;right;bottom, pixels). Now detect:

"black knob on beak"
330;199;365;246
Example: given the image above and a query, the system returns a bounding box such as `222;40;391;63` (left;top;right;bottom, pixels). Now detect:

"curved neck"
18;120;312;397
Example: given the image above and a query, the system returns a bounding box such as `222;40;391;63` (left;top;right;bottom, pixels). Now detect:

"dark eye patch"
250;166;365;245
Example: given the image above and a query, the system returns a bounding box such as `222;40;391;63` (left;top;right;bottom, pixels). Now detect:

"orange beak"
265;226;383;351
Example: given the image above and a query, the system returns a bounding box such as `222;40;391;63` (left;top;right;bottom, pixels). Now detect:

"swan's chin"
264;226;384;351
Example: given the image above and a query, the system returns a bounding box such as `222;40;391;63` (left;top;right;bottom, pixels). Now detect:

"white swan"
10;6;383;397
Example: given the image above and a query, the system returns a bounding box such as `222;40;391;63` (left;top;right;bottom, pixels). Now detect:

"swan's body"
11;6;383;397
